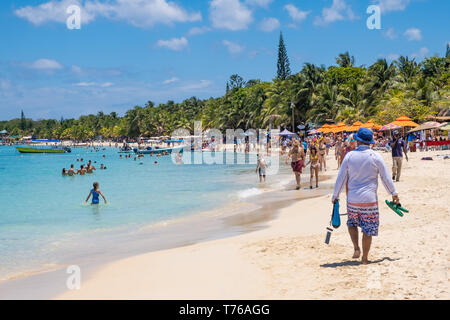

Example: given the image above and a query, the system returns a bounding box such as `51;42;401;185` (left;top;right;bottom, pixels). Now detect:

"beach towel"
421;157;433;161
331;200;341;229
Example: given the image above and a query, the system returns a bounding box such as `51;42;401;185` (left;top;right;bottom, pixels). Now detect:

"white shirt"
332;145;397;204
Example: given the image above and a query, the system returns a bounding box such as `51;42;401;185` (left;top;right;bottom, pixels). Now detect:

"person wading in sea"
286;140;306;190
331;128;400;265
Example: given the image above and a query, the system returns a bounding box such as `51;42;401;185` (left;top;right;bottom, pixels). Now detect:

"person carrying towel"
331;128;400;265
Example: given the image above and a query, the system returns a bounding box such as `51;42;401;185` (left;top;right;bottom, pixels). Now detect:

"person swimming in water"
68;164;76;176
62;168;67;176
84;182;107;205
77;165;87;175
255;153;267;183
86;161;96;173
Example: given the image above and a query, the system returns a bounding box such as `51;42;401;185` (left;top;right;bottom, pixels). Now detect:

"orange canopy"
389;115;419;127
373;124;382;130
326;124;337;133
318;123;331;133
347;121;363;132
361;119;374;129
333;122;347;133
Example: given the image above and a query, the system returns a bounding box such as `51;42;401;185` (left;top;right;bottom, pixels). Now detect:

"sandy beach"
56;148;450;300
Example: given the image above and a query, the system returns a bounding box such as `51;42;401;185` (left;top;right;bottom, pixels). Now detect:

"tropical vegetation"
1;38;449;140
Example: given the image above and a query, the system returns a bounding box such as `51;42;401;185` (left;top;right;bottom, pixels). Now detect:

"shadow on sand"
320;257;400;268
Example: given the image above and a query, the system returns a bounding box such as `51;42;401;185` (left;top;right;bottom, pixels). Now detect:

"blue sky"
0;0;448;120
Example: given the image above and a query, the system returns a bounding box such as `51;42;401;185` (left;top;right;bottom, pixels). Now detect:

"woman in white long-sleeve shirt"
332;128;401;265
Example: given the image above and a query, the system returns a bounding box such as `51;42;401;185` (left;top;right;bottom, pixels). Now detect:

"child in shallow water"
84;182;107;205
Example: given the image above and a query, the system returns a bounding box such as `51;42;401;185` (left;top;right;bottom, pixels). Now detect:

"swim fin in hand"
385;200;409;217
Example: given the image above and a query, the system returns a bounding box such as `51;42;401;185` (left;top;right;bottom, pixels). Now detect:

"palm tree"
395;56;419;82
307;82;345;123
335;51;355;68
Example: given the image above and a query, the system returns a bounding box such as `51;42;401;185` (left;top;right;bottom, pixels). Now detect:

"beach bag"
331;200;341;229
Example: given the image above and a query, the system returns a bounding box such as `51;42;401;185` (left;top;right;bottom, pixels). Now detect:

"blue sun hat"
354;128;375;144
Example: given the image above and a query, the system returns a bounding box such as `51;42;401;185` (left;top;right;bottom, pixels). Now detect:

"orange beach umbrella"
333;122;347;133
389;115;419;127
347;121;363;132
318;123;331;133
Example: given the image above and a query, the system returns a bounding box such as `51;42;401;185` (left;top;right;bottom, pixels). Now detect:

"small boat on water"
134;145;186;155
118;144;134;153
16;140;71;154
16;146;71;154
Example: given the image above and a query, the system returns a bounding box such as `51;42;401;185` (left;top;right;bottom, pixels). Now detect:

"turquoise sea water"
0;146;268;279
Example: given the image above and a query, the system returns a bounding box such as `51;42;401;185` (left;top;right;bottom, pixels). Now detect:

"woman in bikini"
335;137;344;169
318;139;327;171
286;140;306;190
306;145;320;189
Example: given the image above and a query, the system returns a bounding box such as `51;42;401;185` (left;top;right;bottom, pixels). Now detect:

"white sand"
57;149;450;300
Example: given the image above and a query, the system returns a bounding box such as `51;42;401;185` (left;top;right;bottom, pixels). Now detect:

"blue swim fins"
385;200;409;217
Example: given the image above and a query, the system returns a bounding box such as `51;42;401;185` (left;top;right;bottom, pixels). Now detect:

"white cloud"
187;26;211;36
15;0;94;25
314;0;356;26
74;82;113;87
157;37;188;51
374;0;410;13
386;53;400;60
71;65;83;74
15;0;201;28
259;17;280;32
245;0;273;8
284;4;310;23
180;80;213;92
29;58;63;70
210;0;253;31
411;47;429;59
222;40;245;54
385;27;397;40
404;28;422;41
163;77;180;84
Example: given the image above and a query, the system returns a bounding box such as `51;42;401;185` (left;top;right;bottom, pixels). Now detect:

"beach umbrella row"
316;116;423;134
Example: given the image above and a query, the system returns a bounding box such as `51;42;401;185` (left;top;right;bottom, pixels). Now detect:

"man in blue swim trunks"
332;128;400;264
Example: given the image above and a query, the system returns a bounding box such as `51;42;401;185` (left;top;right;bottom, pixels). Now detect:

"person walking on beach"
256;154;267;183
84;182;107;205
286;140;306;190
318;139;327;171
390;131;408;182
331;128;400;265
306;144;320;189
335;137;344;169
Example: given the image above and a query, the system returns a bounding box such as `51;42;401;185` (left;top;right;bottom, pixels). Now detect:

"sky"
0;0;448;120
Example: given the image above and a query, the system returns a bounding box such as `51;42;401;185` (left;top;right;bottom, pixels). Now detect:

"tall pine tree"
20;110;26;131
277;32;291;80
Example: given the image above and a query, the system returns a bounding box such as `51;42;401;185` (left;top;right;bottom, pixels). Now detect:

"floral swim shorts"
347;202;379;236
